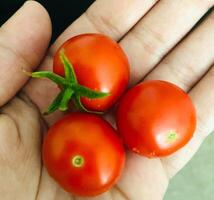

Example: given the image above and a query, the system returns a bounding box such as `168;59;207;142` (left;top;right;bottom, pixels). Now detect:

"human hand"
1;1;214;200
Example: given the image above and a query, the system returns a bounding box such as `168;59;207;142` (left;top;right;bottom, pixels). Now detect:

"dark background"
1;1;213;43
0;0;95;43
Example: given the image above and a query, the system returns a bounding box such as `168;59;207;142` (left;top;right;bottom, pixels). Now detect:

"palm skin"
0;1;214;200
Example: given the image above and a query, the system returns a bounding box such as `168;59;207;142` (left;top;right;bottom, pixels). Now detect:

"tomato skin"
43;113;125;196
116;80;196;158
53;33;130;111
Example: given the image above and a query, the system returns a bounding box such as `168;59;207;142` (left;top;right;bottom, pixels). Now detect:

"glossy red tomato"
53;33;130;111
116;80;196;158
43;113;125;196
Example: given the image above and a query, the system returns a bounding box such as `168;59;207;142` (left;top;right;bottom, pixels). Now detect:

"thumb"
0;1;52;106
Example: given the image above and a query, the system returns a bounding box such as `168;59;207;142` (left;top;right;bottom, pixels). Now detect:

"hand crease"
114;185;130;200
0;39;33;71
35;162;43;200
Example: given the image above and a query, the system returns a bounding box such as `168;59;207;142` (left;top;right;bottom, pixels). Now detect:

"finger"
116;152;168;200
145;9;214;91
161;65;214;178
0;1;51;106
120;0;214;85
141;9;214;177
51;0;159;52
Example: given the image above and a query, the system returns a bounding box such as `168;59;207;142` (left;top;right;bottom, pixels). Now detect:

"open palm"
1;1;214;200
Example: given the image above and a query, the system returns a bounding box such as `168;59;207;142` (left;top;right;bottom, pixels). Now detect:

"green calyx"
30;50;109;115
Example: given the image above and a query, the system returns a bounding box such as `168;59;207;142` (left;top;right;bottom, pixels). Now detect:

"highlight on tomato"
43;112;125;196
116;80;197;158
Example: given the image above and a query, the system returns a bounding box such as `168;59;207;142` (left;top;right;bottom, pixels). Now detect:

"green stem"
43;90;65;115
27;51;110;115
31;71;67;87
59;88;74;111
60;50;77;83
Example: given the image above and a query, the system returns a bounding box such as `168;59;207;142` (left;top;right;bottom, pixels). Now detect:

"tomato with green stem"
31;33;130;114
116;80;197;158
43;112;125;196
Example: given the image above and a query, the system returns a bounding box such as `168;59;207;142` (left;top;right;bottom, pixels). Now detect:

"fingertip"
1;0;52;65
22;0;52;47
24;0;52;25
0;0;52;107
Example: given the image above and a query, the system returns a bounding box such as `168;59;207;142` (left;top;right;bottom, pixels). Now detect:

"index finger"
0;1;51;106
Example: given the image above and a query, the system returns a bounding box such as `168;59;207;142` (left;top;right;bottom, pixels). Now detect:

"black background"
1;1;213;44
0;0;95;43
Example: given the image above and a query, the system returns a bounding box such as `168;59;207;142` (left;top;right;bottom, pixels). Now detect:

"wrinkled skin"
1;1;214;200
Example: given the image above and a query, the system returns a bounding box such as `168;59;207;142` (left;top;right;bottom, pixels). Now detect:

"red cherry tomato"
116;80;196;158
53;33;130;111
43;113;125;196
